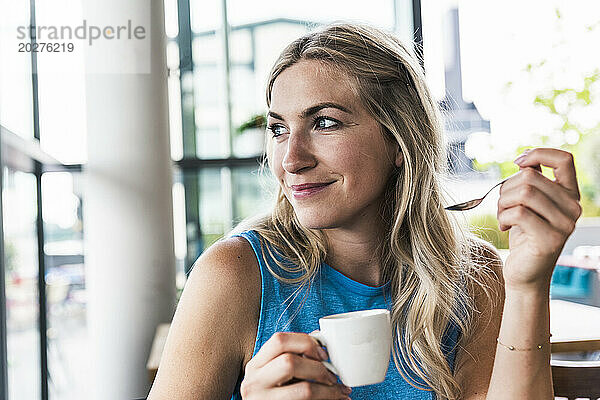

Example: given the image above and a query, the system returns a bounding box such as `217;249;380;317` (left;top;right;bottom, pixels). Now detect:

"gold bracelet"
496;334;552;351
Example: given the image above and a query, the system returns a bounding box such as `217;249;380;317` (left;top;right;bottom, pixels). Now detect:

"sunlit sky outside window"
434;0;600;164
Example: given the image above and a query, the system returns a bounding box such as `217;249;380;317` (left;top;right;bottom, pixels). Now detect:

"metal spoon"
444;177;509;211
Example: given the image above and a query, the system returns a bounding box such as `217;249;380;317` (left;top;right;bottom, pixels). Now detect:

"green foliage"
471;10;600;217
473;155;520;178
236;114;267;136
468;214;510;250
533;69;599;121
581;191;600;217
555;8;562;19
528;68;600;216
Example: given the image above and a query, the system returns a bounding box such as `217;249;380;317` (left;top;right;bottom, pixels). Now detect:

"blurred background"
1;0;599;399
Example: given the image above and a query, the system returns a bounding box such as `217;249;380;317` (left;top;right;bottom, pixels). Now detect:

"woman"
148;23;582;399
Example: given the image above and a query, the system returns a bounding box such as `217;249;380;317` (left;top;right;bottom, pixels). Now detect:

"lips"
290;182;335;191
289;181;335;199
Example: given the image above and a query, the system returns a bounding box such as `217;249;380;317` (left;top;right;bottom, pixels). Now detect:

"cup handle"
309;330;339;376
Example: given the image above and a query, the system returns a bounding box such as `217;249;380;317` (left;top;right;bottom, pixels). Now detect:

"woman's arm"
486;285;552;398
458;148;581;399
147;237;261;399
455;248;552;400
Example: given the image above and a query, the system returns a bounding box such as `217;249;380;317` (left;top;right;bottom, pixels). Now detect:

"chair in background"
552;360;600;399
552;339;600;399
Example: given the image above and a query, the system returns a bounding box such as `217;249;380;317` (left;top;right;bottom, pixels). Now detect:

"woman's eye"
314;117;339;130
267;124;288;137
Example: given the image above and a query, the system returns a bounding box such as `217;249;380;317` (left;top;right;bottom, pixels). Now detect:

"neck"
323;223;387;287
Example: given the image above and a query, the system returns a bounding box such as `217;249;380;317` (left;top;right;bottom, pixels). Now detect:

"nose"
282;131;317;174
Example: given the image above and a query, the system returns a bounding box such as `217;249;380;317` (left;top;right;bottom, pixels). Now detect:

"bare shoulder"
189;235;261;294
147;236;261;400
188;235;261;321
454;237;506;399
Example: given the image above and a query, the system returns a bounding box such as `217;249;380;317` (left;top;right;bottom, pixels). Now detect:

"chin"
293;208;341;230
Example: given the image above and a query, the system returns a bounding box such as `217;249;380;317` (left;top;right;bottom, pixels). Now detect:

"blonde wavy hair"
230;22;501;399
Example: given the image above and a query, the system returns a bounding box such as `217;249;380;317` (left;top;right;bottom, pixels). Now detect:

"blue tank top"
230;230;461;399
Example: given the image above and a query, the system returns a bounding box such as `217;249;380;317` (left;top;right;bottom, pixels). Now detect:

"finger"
497;184;576;235
514;148;580;199
269;380;351;400
498;206;567;256
309;330;321;345
514;155;542;173
498;204;546;233
521;164;542;173
499;168;582;221
256;353;339;388
497;204;562;241
247;332;326;371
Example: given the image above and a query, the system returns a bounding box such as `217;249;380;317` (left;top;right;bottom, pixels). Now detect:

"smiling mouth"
290;181;335;199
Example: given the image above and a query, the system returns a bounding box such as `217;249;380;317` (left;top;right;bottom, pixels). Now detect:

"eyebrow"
267;102;353;121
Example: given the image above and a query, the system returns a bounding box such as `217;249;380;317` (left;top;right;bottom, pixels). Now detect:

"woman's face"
267;60;402;230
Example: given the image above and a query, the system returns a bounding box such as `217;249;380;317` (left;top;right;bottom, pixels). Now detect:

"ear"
394;146;403;168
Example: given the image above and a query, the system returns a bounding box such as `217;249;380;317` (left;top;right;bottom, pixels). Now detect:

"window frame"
0;1;83;399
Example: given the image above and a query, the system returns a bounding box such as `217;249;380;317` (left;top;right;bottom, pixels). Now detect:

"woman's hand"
497;147;582;292
240;331;352;399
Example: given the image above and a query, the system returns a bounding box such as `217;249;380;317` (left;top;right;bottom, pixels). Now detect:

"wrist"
504;283;550;299
500;285;552;348
503;273;552;297
502;257;556;296
503;284;551;313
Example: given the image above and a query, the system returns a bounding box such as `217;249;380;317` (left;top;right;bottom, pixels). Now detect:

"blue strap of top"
229;230;461;400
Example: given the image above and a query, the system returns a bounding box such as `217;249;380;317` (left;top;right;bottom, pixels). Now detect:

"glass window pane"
41;172;89;400
192;35;228;159
198;168;226;246
189;2;228;160
230;29;252;64
231;65;265;158
185;166;277;251
167;41;184;161
3;168;41;400
172;178;187;290
0;0;34;139
190;0;220;32
232;165;276;225
34;0;87;165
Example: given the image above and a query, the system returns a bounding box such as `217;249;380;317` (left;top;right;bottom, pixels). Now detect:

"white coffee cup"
309;309;392;387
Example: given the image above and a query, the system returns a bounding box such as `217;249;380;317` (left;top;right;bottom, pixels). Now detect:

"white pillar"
82;1;175;399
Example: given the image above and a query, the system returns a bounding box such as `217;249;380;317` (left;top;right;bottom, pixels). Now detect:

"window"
3;168;41;400
1;1;86;398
